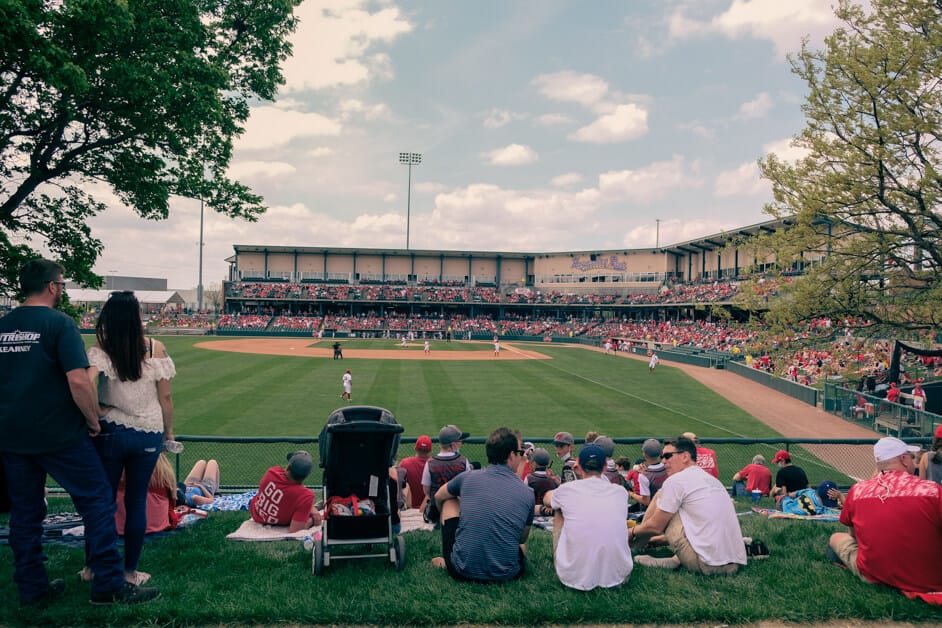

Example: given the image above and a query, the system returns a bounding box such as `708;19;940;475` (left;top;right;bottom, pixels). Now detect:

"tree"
758;0;942;332
0;0;300;297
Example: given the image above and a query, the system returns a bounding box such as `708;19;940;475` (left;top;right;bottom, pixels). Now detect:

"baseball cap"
873;437;920;463
439;424;469;445
415;435;432;453
817;480;839;507
578;444;606;472
286;450;314;480
531;448;551;468
594;436;615;458
642;438;662;458
772;450;791;464
553;431;574;446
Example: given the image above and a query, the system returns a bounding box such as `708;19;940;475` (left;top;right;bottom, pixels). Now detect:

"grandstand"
221;218;811;329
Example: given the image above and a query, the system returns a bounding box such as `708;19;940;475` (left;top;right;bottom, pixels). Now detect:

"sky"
86;0;843;290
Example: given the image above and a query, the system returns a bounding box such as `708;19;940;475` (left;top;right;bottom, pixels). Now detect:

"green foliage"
758;0;942;331
0;0;302;295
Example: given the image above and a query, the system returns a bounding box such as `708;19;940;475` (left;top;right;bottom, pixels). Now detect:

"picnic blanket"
399;509;434;534
227;518;313;542
204;490;257;512
752;506;841;522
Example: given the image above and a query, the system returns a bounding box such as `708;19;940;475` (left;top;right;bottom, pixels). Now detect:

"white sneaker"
635;555;681;569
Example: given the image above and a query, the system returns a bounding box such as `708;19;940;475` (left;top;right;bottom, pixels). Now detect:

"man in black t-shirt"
0;259;158;606
770;449;810;506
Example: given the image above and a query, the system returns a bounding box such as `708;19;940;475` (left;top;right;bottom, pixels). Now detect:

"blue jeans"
2;436;125;601
94;422;162;572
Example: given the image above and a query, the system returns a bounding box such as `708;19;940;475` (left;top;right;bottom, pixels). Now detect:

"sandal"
745;539;770;559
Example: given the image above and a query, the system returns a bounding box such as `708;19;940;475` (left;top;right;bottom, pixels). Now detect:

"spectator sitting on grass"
732;454;772;497
630;439;666;512
431;427;534;582
526;448;559;517
682;432;719;479
770;450;810;506
421;425;471;524
828;437;942;597
180;459;219;508
628;436;747;574
553;431;579;483
543;444;633;590
594;436;624;487
249;451;322;532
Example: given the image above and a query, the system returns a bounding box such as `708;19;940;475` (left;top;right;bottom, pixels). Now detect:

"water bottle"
751;489;762;503
163;440;184;454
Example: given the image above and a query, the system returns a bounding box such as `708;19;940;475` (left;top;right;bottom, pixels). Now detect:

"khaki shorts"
645;492;739;576
830;534;870;581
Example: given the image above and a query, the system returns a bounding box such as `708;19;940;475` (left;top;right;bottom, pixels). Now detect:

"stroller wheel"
391;535;406;572
312;539;324;576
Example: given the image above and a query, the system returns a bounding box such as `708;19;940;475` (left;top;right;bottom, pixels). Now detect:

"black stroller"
313;405;405;575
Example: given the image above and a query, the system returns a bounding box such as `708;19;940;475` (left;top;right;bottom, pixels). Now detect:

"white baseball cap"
873;437;919;463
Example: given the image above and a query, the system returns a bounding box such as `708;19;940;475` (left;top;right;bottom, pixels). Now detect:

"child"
526;448;559;516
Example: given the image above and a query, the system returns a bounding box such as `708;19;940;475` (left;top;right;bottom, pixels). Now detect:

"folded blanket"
399;508;434;534
752;506;841;522
227;518;313;542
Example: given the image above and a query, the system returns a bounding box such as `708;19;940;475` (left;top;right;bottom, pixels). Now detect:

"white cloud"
281;2;413;92
669;0;840;56
737;91;773;120
599;155;702;203
482;144;538;166
622;218;737;249
551;172;584;187
532;71;610;108
238;106;341;151
762;137;810;162
307;147;334;158
383;192;397;203
339;99;391;121
570;104;649;144
714;162;768;197
227;161;297;180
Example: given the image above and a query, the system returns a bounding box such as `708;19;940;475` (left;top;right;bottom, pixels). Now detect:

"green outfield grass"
73;336;856;487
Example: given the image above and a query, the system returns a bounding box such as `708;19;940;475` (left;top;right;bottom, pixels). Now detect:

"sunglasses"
515;449;526;456
662;451;680;460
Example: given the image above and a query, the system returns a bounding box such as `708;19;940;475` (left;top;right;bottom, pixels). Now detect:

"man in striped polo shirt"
431;427;534;582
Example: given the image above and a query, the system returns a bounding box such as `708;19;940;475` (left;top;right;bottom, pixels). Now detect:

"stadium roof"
230;217;792;259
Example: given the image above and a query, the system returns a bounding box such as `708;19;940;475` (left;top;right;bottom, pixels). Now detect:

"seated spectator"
400;436;432;509
526;448;559;516
683;432;719;479
116;454;178;535
828;437;942;596
886;381;901;404
629;439;666;511
543;444;632;590
553;431;579;483
918;424;942;485
431;427;534;582
732;454;772;497
770;450;810;505
181;459;220;508
250;451;322;532
817;480;844;509
594;436;624;487
629;436;747;574
422;425;472;523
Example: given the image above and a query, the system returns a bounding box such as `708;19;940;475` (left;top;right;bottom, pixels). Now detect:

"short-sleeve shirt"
737;463;773;495
840;471;942;592
250;466;315;526
0;306;89;454
775;465;809;493
447;464;534;581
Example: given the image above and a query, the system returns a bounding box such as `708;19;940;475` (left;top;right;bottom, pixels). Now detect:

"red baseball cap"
772;450;791;464
415;435;432;453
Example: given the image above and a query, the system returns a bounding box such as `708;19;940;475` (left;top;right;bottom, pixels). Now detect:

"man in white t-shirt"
629;436;747;574
544;444;632;590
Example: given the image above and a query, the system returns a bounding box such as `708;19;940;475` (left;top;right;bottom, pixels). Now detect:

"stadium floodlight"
398;152;422;249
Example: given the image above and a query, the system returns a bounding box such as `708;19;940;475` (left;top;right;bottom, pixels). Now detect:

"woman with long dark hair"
85;291;176;586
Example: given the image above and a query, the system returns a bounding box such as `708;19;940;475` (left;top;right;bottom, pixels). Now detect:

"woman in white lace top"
86;291;176;587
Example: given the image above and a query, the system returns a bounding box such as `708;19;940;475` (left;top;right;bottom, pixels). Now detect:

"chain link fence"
158;435;931;494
